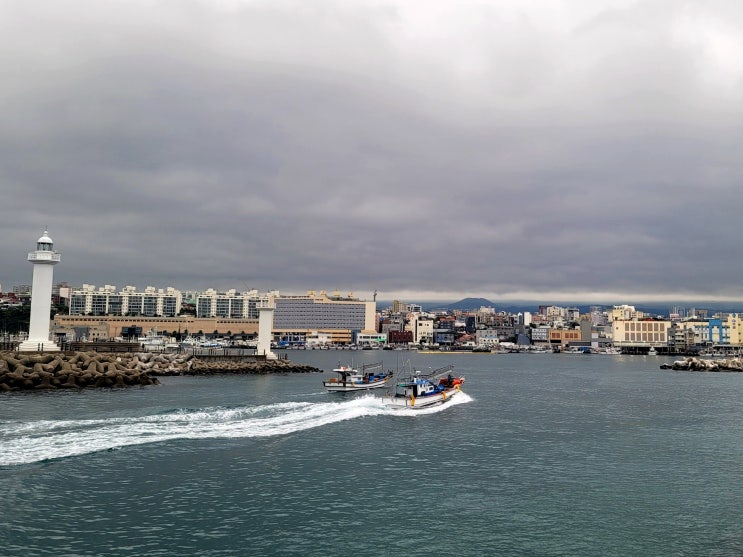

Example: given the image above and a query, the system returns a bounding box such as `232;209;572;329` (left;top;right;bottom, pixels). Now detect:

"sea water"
2;351;743;556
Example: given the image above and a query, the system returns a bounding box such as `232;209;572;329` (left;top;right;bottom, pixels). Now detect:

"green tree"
0;305;31;334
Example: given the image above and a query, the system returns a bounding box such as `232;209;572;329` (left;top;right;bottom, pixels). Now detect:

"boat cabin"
397;378;439;398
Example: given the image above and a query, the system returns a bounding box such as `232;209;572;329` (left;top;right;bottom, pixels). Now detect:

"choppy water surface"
2;352;743;556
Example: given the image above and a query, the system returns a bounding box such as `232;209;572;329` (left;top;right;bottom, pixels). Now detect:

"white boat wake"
0;393;472;466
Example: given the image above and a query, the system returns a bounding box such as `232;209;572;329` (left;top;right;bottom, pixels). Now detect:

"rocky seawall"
0;352;322;391
660;357;743;372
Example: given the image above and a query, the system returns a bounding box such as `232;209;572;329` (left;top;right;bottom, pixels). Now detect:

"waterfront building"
270;290;376;345
611;318;671;350
667;323;697;353
489;322;519;342
381;315;406;336
69;284;182;317
530;326;550;345
433;328;455;346
407;316;434;345
549;328;582;347
196;288;269;319
388;329;413;344
475;329;501;348
52;314;259;341
19;230;61;352
676;318;729;346
726;314;743;345
305;331;332;347
356;332;387;346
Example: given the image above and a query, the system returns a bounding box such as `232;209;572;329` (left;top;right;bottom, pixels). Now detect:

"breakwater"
660;356;743;372
0;351;322;391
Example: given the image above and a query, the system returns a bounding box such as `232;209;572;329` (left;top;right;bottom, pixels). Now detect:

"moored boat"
322;361;392;392
384;364;465;409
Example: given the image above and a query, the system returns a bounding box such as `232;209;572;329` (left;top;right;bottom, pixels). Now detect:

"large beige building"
611;319;671;348
270;290;377;345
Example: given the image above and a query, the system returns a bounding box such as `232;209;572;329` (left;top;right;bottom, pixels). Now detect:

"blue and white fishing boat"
322;361;393;392
384;364;465;409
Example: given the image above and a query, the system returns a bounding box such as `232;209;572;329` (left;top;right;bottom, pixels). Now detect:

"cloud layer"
2;0;742;302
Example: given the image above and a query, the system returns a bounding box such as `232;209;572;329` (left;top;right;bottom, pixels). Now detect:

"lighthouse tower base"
257;306;277;360
18;339;60;353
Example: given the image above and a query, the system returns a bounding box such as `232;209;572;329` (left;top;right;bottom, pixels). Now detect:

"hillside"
425;297;496;312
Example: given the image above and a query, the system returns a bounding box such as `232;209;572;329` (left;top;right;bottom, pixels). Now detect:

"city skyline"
2;1;742;303
6;280;743;317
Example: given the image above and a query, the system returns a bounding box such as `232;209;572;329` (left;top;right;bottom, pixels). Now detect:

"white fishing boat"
179;336;225;349
138;329;179;352
322;362;393;392
384;364;465;409
595;346;622;355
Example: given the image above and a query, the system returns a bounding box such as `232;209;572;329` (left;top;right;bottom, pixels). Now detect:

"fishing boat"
322;361;393;392
384;364;465;409
138;329;179;352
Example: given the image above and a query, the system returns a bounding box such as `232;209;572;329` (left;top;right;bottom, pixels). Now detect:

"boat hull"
384;385;462;409
323;378;390;392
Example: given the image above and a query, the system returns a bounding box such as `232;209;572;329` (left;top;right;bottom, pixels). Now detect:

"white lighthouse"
18;230;61;352
256;303;277;360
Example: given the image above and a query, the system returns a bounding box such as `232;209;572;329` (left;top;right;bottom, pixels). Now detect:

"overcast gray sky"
1;0;742;304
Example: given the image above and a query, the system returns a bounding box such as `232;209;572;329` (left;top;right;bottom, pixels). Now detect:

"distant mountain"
425;297;496;312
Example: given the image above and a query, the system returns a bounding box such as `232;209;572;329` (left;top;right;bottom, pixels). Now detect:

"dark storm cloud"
1;0;742;303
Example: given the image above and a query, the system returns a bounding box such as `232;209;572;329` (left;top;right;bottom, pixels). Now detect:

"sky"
2;0;742;305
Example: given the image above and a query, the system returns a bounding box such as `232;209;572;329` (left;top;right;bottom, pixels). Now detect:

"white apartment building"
407;316;434;344
196;288;270;319
69;284;182;317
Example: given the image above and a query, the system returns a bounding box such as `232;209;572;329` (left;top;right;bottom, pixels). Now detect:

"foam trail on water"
0;394;470;466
